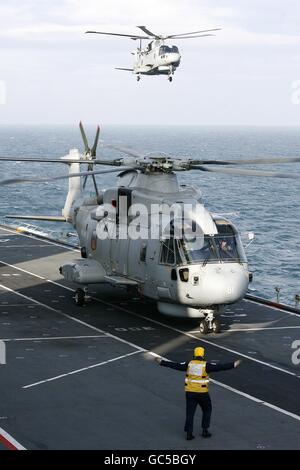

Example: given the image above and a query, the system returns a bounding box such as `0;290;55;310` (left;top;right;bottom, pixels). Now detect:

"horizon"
1;123;300;129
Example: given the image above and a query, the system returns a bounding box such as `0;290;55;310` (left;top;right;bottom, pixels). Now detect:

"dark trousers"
184;392;212;433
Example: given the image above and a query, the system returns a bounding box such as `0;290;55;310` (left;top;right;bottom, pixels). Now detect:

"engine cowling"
59;259;106;284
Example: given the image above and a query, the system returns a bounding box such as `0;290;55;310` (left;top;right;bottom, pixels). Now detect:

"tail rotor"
79;122;100;195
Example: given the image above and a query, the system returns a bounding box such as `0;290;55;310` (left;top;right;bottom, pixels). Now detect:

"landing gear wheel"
168;76;173;82
212;318;221;334
74;288;85;307
137;75;141;82
199;320;209;335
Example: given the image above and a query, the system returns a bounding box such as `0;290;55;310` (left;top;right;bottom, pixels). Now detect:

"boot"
202;428;212;438
186;432;195;441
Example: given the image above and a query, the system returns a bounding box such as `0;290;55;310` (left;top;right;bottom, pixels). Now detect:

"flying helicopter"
0;123;300;334
85;25;221;82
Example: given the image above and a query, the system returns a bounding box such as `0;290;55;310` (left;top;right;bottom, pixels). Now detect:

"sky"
0;0;300;126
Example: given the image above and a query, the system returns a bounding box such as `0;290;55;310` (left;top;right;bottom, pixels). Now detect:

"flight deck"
0;225;299;450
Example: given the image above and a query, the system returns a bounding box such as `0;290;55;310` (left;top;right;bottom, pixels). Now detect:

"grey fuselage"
133;40;181;75
67;169;250;319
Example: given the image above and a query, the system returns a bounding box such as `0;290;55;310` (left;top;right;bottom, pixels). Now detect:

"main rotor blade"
86;30;149;39
79;121;90;153
102;143;144;159
0;157;124;165
6;215;66;222
0;167;135;186
172;34;215;39
189;156;300;166
2;156;299;167
91;125;100;157
85;158;125;165
137;26;159;38
0;157;77;163
167;28;221;38
190;165;300;178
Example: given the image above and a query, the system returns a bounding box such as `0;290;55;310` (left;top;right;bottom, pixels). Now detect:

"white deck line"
1;335;107;342
0;425;26;450
190;325;300;332
244;297;300;318
23;350;142;389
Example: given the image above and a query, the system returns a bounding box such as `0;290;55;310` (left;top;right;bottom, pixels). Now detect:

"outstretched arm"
206;359;242;373
155;356;188;371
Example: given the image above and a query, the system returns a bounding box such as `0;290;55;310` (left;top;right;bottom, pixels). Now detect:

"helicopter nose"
200;270;248;304
170;52;181;66
179;264;249;306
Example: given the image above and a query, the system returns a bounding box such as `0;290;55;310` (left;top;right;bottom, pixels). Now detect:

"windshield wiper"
202;253;211;267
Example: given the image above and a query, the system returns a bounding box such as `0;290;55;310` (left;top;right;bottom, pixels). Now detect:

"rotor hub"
137;154;174;173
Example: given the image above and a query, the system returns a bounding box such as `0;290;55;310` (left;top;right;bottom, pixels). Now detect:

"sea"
0;125;299;307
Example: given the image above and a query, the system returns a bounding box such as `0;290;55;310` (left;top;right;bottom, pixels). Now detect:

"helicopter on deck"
0;123;299;334
86;25;221;82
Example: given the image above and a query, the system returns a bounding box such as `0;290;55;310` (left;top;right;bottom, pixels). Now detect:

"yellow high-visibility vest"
185;360;209;393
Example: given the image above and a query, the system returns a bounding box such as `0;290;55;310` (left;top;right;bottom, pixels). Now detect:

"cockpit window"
178;236;219;265
214;235;241;262
160;239;175;265
176;232;246;265
159;45;168;55
214;219;247;263
162;220;247;266
159;45;179;55
174;240;183;265
215;220;235;236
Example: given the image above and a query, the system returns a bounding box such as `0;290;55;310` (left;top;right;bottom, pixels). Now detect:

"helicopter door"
108;188;132;275
141;239;160;298
155;238;178;301
127;239;148;283
110;238;129;275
